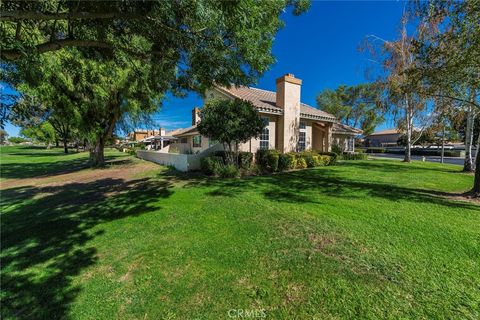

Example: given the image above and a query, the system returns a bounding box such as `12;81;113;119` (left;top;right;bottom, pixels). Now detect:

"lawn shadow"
1;154;128;180
1;176;174;319
165;165;478;211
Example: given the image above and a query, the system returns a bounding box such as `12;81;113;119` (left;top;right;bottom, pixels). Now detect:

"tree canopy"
198;98;264;164
316;83;385;135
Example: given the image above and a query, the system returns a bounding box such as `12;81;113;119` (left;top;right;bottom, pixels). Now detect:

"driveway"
370;153;474;166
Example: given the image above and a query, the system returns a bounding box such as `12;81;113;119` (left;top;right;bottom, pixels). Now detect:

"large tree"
316;83;385;135
410;0;480;195
1;0;309;166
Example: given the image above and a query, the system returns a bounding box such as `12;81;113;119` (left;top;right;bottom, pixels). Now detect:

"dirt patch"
1;159;158;190
446;194;480;205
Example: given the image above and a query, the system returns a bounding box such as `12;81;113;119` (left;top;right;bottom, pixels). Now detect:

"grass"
1;145;479;319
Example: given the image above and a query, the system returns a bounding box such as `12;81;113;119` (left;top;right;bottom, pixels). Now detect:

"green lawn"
1;146;479;319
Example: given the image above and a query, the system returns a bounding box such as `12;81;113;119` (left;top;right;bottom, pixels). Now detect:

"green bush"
238;152;253;169
366;147;386;154
201;156;223;175
215;164;240;178
296;157;307;169
303;154;315;168
318;152;337;165
278;153;296;171
312;155;324;166
256;149;280;172
331;144;343;155
318;155;331;166
342;152;368;160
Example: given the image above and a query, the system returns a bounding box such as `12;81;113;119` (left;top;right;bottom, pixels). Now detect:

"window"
297;131;306;152
297;121;306;151
259;117;269;150
193;135;202;147
180;137;187;144
347;137;354;152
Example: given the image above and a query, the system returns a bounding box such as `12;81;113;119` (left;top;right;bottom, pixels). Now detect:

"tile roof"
168;125;198;137
216;86;337;122
366;128;402;136
332;123;363;135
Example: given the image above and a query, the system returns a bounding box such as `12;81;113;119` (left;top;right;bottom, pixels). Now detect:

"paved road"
370;153;474;166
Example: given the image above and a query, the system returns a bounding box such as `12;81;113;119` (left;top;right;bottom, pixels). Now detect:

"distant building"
127;129;162;142
364;129;403;147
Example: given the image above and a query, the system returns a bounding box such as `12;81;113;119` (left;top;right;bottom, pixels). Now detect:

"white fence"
136;144;223;172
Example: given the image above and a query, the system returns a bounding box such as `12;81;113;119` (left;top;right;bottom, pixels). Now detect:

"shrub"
296;157;307;169
238;152;254;169
168;146;179;154
303;154;315;168
366;147;386;154
215;164;240;178
331;143;343;155
256;149;280;173
318;152;337;165
318;155;331;166
342;152;368;160
201;156;223;175
312;155;324;167
278;153;296;171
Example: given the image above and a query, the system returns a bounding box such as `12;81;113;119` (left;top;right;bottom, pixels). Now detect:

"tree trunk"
55;139;59;147
91;137;105;166
440;126;445;164
474;133;480;171
403;97;412;163
471;151;480;197
464;104;474;172
63;137;68;154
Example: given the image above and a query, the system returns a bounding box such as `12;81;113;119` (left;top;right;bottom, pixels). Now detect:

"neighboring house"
128;129;162;142
332;123;363;152
364;128;403;147
167;73;356;155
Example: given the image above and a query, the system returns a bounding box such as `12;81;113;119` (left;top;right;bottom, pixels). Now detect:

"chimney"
159;127;165;136
276;73;302;153
192;107;201;125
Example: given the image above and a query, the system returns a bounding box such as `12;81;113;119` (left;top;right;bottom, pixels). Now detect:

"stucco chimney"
159;127;165;136
192;107;201;125
276;73;302;153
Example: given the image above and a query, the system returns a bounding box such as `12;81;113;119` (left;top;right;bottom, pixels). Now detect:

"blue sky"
4;1;405;137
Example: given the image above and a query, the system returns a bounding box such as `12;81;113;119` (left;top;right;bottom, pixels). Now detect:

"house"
167;74;360;155
128;129;162;142
364;128;403;147
332;123;362;152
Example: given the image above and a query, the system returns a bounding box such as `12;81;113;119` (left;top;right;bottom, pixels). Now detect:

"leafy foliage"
198;98;264;165
316;83;385;135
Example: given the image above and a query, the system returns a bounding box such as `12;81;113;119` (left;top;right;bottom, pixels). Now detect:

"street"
370;153;474;166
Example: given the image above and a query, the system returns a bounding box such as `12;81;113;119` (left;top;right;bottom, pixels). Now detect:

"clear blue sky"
4;1;405;137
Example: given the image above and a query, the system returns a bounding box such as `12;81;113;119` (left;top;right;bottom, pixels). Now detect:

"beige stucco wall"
276;78;301;153
237;113;277;153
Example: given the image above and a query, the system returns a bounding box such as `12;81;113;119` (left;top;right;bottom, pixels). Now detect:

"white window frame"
259;117;270;150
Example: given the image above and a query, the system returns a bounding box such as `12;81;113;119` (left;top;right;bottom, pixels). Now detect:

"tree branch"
0;11;144;22
1;39;112;60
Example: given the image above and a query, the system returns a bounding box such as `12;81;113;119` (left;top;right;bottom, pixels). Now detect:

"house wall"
276;75;301;153
238;113;277;153
333;133;355;152
169;135;214;154
365;133;401;147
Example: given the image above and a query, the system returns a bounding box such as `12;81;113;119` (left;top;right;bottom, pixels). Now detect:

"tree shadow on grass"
169;167;478;211
1;176;174;319
1;155;130;180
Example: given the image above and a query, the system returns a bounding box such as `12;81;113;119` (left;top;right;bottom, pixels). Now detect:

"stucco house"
364;128;403;147
163;73;360;155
